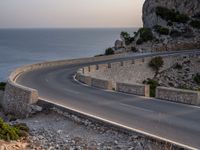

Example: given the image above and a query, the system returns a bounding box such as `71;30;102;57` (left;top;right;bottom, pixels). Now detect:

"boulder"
114;40;123;50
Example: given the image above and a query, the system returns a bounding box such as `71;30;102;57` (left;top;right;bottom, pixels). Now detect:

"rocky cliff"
143;0;200;28
114;0;200;52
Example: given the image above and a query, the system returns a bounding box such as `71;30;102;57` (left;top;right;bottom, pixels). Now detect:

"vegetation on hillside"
120;32;134;45
135;28;154;45
149;57;164;74
194;73;200;84
143;79;159;97
0;118;29;141
154;25;169;35
105;48;114;55
156;6;189;23
190;20;200;29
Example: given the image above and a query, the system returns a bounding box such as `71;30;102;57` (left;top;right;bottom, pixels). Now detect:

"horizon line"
0;26;140;30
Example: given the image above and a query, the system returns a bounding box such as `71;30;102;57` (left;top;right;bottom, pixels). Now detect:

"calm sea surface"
0;28;136;81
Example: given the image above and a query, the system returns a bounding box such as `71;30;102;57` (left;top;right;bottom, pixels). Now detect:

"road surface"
17;51;200;149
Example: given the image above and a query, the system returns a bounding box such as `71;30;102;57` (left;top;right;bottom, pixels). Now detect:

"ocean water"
0;28;136;81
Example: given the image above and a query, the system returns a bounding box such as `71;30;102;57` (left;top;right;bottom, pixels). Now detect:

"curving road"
16;51;200;150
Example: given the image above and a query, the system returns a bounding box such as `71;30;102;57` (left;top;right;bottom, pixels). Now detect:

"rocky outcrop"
143;0;200;28
114;0;200;52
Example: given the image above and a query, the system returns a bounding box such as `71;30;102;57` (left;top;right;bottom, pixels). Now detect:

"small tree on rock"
105;48;114;55
149;57;164;75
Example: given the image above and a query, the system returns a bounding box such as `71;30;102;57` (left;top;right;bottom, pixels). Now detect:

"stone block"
89;65;97;73
83;67;89;74
156;87;200;105
116;82;150;97
110;62;121;68
91;78;113;90
98;64;108;71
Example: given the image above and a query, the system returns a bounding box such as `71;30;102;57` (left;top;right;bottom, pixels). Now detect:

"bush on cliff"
120;32;130;40
105;48;114;55
154;25;169;35
190;20;200;29
149;57;164;74
136;28;154;45
156;6;189;23
0;82;6;91
194;73;200;84
143;79;159;97
120;32;134;45
0;118;29;141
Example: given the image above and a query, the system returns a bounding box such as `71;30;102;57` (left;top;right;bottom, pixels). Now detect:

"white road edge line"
39;97;197;150
73;75;200;110
73;75;198;150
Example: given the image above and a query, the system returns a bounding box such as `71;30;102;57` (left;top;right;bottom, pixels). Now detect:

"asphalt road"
17;51;200;150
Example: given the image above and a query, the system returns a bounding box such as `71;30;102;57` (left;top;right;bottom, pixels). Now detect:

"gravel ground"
13;108;182;150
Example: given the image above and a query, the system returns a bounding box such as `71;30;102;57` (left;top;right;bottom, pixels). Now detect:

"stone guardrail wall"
3;54;128;117
85;56;184;84
116;82;150;97
76;55;188;97
76;53;200;106
156;87;200;105
76;57;157;97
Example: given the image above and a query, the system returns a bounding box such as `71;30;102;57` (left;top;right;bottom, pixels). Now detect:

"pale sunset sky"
0;0;145;28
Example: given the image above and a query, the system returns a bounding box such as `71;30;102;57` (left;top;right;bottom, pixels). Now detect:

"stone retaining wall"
4;51;200;118
3;80;38;117
76;55;186;96
88;56;181;84
156;87;200;105
3;54;131;118
76;53;200;105
116;83;150;97
91;78;113;90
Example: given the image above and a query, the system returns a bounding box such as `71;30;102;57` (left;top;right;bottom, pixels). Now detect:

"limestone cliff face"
143;0;200;28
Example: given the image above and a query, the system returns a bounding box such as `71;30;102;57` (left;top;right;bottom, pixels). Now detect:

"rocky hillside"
114;0;200;52
143;0;200;28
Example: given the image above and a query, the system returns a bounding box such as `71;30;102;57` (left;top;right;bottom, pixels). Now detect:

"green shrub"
105;48;114;55
135;28;154;45
143;79;159;97
136;38;143;45
156;6;189;23
120;32;130;39
139;28;154;42
173;63;182;70
0;118;19;141
121;32;132;45
190;20;200;29
149;57;164;74
194;73;200;84
0;82;6;91
0;118;29;141
154;25;169;35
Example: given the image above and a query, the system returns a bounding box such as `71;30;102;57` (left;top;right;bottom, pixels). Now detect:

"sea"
0;28;136;81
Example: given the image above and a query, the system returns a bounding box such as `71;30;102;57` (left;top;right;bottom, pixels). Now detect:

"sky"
0;0;145;28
